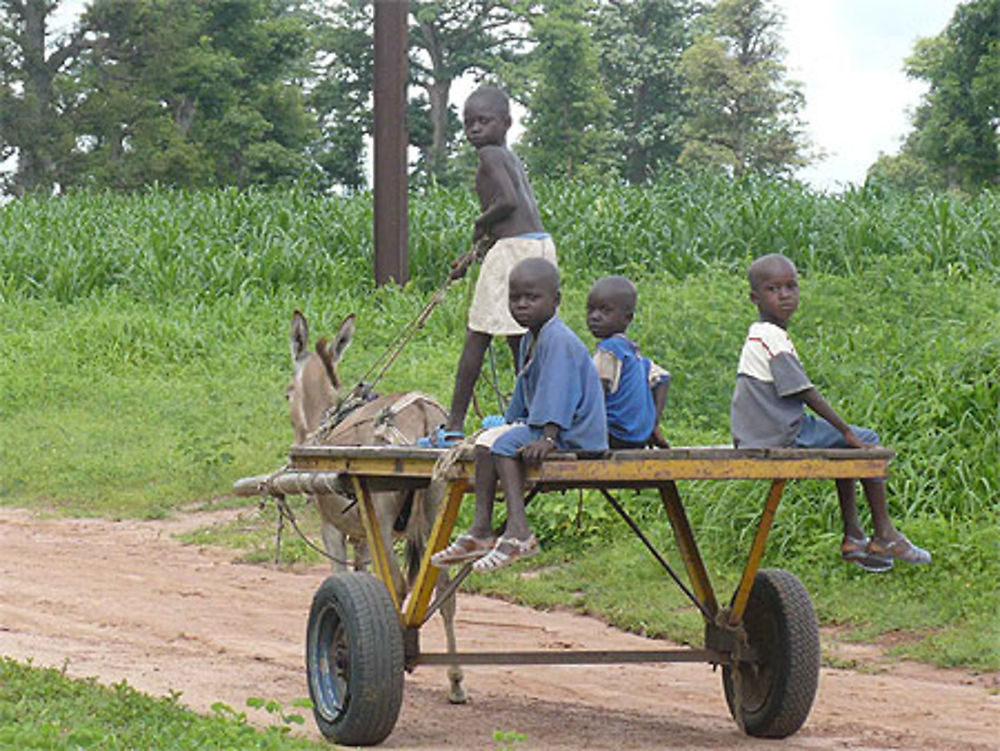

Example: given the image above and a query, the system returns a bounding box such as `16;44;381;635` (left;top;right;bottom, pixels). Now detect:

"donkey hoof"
448;686;469;705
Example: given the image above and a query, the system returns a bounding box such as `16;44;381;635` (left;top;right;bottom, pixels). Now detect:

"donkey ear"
328;314;356;364
290;309;309;362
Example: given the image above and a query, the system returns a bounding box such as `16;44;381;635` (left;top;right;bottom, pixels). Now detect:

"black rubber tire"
722;568;820;738
306;572;404;746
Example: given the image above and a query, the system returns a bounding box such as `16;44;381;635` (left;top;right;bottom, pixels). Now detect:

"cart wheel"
722;568;819;738
306;572;404;746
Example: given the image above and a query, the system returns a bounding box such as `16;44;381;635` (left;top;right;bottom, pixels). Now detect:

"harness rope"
267;493;353;567
346;240;487;401
267;240;506;566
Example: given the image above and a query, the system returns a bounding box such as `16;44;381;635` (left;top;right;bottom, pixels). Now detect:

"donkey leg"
372;502;408;605
320;522;349;574
351;538;370;572
435;570;467;704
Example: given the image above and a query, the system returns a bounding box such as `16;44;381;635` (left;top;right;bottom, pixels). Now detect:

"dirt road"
1;507;996;750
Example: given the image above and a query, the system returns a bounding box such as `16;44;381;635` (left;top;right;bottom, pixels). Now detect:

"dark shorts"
794;414;879;448
608;434;648;449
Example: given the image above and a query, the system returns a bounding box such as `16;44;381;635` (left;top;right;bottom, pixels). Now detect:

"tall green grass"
1;175;998;667
3;174;1000;302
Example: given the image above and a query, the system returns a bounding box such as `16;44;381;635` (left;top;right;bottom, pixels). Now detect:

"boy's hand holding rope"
345;238;491;404
448;236;490;281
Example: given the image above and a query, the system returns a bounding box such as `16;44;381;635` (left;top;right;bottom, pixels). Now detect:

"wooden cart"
235;445;894;746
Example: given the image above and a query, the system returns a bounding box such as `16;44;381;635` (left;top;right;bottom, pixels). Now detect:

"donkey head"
286;309;356;444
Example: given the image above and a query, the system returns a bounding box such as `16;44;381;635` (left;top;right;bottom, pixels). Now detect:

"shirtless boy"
423;85;557;446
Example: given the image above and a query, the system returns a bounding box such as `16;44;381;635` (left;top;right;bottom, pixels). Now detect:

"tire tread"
307;572;404;745
723;567;819;738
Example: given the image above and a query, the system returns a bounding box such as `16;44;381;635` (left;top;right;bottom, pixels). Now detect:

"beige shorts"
468;235;558;336
474;422;523;448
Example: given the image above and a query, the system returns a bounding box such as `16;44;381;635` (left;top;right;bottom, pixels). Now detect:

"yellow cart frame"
244;445;894;745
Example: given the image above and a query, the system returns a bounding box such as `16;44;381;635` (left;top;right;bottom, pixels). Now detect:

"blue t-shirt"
595;335;657;444
505;317;608;451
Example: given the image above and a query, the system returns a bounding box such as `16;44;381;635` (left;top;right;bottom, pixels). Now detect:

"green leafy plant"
493;728;527;750
245;697;310;734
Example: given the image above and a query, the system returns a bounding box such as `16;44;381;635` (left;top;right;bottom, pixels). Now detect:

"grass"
2;176;998;679
3;174;1000;302
0;658;327;750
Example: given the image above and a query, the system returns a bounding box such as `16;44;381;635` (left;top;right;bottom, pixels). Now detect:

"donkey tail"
404;479;445;587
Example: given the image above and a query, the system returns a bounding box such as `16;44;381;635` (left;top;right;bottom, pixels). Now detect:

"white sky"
775;0;961;190
42;0;965;192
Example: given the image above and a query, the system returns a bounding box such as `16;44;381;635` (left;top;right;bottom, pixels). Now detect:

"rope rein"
265;494;354;567
266;240;501;567
347;240;487;401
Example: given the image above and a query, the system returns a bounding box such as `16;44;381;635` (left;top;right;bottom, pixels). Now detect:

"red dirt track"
1;507;996;750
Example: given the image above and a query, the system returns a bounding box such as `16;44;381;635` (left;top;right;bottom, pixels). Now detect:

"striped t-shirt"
730;321;813;448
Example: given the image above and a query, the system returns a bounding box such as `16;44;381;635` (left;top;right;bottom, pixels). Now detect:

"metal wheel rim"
312;605;350;721
738;596;779;712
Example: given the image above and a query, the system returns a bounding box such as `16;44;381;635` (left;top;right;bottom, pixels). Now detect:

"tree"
520;0;616;181
0;0;90;195
677;0;808;178
593;0;695;184
69;0;315;190
866;151;945;193
309;0;371;190
877;0;1000;191
409;0;527;183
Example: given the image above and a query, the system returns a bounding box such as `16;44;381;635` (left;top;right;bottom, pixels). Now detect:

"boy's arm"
766;349;867;447
649;378;671;448
449;237;490;280
800;387;866;448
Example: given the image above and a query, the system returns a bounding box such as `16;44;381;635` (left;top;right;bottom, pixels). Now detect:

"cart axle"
415;648;741;666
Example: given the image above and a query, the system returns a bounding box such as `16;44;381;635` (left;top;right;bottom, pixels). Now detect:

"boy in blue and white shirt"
731;253;930;571
586;276;670;448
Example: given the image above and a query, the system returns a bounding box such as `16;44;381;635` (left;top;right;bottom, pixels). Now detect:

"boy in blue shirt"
431;258;606;571
730;253;930;571
587;276;670;448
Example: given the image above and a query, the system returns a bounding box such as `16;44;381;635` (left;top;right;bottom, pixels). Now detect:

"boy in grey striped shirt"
730;253;930;572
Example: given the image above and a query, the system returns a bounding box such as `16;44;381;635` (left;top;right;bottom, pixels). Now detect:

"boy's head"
747;253;799;328
508;258;560;332
463;86;511;149
586;276;636;340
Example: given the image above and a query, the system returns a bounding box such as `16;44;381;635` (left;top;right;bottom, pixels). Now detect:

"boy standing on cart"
432;258;606;570
730;253;931;571
420;85;557;447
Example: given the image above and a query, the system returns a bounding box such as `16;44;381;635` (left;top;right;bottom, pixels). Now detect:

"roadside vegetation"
0;658;326;750
2;175;998;694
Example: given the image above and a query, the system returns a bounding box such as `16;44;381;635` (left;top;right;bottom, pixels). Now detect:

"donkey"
287;309;467;704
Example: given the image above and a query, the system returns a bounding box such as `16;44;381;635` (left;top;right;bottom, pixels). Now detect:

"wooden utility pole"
373;0;409;286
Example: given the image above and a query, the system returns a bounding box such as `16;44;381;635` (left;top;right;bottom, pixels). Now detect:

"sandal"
867;535;931;565
415;427;465;448
430;533;496;567
472;534;539;572
841;535;893;573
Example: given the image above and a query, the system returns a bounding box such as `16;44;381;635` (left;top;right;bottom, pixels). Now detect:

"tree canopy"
868;0;1000;192
0;0;90;195
0;0;870;196
677;0;808;178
